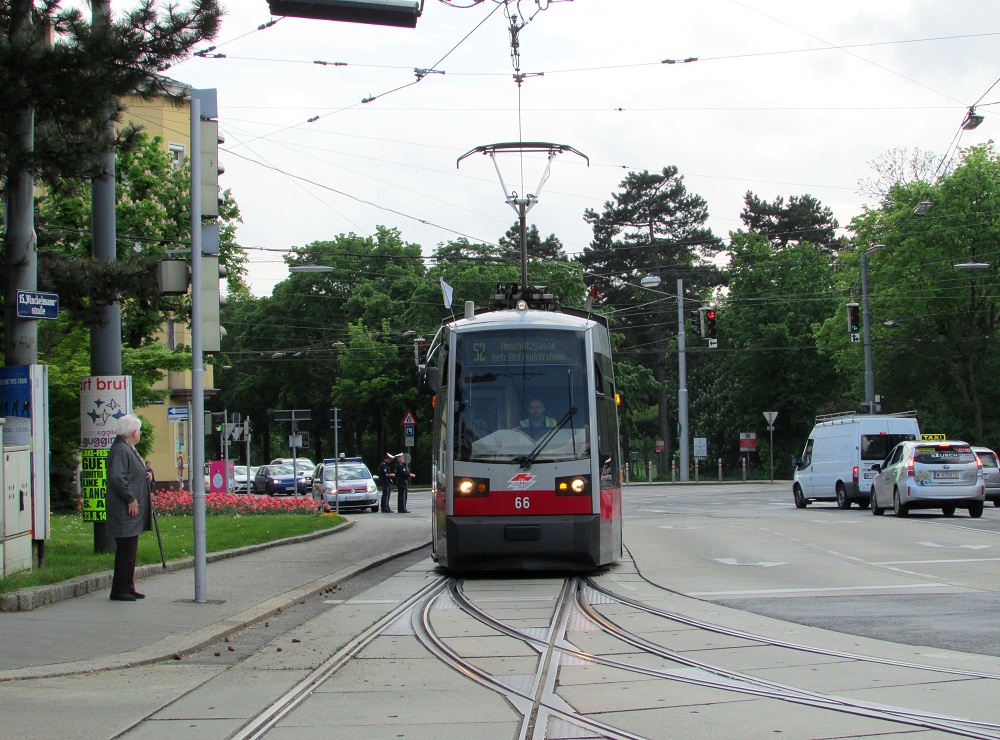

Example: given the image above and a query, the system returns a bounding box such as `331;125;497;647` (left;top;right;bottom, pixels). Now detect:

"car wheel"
942;506;955;517
793;485;807;509
371;505;379;513
871;490;884;516
993;500;1000;507
969;502;984;518
893;488;908;517
836;483;850;509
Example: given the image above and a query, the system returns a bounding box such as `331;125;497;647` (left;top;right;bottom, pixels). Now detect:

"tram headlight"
456;476;490;497
555;474;590;496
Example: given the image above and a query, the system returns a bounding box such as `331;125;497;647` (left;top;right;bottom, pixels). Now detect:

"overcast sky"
133;1;998;295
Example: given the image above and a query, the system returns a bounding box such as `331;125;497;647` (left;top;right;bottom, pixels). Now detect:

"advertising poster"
1;365;51;539
0;365;31;446
79;376;132;523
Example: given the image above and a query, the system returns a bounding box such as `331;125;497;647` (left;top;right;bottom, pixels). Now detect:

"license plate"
863;472;875;480
933;471;959;480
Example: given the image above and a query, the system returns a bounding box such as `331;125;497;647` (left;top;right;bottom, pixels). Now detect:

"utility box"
3;440;33;577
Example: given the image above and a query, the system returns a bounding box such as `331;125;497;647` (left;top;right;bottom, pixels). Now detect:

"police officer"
394;453;415;513
377;452;395;513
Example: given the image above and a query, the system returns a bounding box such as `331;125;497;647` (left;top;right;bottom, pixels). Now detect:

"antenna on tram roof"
457;142;588;299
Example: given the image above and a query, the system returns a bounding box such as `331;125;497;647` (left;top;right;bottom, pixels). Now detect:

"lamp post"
861;244;885;414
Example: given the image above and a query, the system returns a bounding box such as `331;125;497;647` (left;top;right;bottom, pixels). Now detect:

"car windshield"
234;466;247;476
862;433;916;461
323;464;370;481
980;452;999;468
453;328;591;464
269;465;294;475
913;445;976;465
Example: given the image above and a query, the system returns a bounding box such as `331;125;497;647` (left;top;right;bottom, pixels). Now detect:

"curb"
0;520;357;613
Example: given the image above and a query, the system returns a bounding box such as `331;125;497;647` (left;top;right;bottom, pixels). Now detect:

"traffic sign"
693;437;707;459
763;411;778;427
739;432;756;451
401;409;417;426
167;406;189;423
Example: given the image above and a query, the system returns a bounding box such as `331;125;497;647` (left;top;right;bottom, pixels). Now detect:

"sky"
126;1;1000;295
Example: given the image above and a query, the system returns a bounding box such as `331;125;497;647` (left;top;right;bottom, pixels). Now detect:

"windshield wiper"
516;407;578;471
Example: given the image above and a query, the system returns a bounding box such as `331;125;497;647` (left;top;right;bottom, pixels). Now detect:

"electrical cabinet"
3;445;32;577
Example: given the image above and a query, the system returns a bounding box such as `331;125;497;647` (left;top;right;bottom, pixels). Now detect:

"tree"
498;222;566;262
831;143;1000;442
739;192;844;255
0;0;222;187
579;167;723;468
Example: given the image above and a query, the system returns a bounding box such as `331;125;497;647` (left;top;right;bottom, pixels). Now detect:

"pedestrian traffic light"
847;303;861;334
703;307;717;339
689;310;701;336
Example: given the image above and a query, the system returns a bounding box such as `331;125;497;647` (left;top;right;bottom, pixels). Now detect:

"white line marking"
690;583;947;597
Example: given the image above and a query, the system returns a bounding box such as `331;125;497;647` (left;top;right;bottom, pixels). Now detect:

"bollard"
718;458;723;482
671;460;676;483
741;456;747;482
647;460;652;483
694;459;699;482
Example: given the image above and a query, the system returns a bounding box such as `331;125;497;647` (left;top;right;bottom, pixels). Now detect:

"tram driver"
516;398;558;440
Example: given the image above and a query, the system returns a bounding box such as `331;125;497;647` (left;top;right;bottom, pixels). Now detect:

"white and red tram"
420;298;623;571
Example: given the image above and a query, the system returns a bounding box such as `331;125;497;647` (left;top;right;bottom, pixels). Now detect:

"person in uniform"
394;453;415;513
377;452;395;512
517;398;557;440
105;414;153;602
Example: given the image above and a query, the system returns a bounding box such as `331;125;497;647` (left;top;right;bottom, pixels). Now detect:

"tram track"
230;563;1000;739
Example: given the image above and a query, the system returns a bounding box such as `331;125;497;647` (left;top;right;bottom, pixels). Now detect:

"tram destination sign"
467;332;578;365
16;290;59;320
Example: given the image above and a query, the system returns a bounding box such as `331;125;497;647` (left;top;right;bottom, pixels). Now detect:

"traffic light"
703;307;717;339
200;255;227;352
199;119;224;218
846;303;861;334
266;0;422;27
689;310;701;336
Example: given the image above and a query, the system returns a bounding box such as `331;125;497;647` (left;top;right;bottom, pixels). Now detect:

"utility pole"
4;0;37;367
90;0;121;554
676;279;690;482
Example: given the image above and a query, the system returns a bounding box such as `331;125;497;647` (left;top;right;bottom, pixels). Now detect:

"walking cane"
149;483;166;569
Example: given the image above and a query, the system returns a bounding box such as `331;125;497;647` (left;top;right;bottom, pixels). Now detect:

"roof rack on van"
814;410;918;423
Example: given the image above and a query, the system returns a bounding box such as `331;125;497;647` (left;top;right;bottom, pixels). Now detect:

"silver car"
871;440;984;518
973;447;1000;506
312;459;379;513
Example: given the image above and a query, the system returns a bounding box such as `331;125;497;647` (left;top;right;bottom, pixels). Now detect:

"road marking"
918;542;991;550
658;525;701;530
874;557;1000;565
714;557;788;567
690;583;947;597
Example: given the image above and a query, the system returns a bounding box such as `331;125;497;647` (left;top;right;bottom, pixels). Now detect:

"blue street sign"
404;425;415;439
167;406;189;423
16;291;59;320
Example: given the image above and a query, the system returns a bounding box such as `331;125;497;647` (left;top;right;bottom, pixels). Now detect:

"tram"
419;287;623;572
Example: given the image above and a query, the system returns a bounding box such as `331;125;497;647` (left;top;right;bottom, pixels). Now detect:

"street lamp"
289;265;335;273
861;244;885;414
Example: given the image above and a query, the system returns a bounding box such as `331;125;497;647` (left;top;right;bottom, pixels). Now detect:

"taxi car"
870;440;984;518
312;458;379;512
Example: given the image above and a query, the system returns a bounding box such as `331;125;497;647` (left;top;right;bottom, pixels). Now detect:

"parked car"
972;447;1000;506
270;458;315;487
312;458;379;512
871;440;984;518
253;464;309;496
233;465;257;494
792;411;921;509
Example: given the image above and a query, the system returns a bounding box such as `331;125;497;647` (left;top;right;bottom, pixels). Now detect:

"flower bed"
152;490;320;516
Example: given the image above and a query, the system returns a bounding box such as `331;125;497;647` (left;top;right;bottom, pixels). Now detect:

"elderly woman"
106;414;152;602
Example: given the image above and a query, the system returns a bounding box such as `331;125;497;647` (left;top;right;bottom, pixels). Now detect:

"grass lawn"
0;512;345;594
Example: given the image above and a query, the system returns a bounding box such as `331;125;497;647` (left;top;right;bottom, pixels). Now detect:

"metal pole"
518;199;528;292
861;250;876;413
769;425;775;482
333;408;340;515
677;279;690;482
190;91;207;603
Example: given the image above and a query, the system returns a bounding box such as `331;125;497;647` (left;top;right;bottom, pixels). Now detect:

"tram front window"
454;329;590;463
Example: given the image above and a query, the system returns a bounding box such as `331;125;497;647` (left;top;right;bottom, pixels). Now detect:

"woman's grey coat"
105;435;152;538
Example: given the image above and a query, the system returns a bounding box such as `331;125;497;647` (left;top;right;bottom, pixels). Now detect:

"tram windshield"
453;328;590;463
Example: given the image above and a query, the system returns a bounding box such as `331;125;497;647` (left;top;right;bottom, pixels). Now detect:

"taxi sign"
920;433;946;441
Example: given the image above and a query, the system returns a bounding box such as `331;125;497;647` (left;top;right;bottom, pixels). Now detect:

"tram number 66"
514;496;531;510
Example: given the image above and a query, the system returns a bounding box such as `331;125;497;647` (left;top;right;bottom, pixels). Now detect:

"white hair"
115;414;142;438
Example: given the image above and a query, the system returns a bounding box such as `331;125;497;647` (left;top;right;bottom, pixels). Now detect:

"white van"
793;411;920;509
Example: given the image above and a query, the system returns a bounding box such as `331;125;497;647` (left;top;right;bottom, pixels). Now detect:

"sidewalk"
0;513;431;681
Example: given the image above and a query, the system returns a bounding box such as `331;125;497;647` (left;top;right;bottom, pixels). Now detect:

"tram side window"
597;394;619;488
